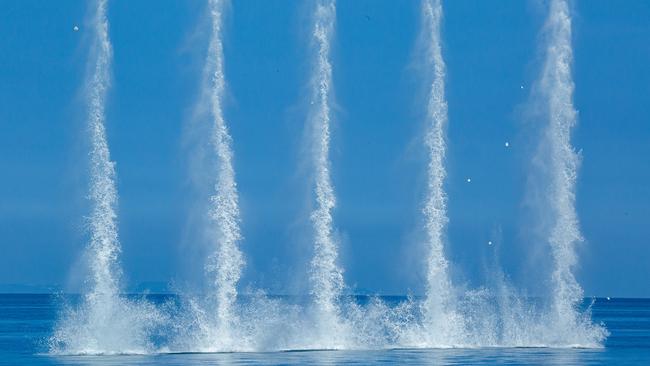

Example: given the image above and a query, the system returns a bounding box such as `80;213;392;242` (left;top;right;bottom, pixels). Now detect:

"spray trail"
537;0;605;344
83;0;124;340
204;0;244;347
86;0;119;304
418;0;461;345
49;0;164;354
308;0;345;343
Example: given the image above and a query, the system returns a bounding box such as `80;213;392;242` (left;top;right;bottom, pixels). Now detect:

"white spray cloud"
418;0;463;346
50;0;164;355
203;0;244;347
177;0;246;351
307;0;348;348
532;0;606;345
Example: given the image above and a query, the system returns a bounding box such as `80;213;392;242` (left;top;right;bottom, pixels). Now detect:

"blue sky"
0;0;648;297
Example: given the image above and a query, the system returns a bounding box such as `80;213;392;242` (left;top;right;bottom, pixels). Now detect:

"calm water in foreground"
1;295;648;365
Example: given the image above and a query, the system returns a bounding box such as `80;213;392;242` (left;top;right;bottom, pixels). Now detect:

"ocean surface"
1;295;648;365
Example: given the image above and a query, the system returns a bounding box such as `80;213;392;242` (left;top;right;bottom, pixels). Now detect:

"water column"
86;0;120;313
51;0;163;354
420;0;462;346
204;0;245;348
536;0;605;344
308;0;346;347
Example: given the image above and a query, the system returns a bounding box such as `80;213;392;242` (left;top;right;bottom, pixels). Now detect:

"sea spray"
534;0;606;345
201;0;245;350
86;0;119;307
417;0;462;346
175;0;323;352
50;0;163;354
308;0;347;347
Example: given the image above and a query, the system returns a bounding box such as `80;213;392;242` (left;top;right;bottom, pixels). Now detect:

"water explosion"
49;0;606;354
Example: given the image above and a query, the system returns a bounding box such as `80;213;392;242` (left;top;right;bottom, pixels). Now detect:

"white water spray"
202;0;244;348
535;0;605;345
50;0;163;354
308;0;346;345
86;0;119;306
418;0;461;346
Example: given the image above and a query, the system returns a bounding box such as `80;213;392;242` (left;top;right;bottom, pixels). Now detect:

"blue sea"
1;295;648;365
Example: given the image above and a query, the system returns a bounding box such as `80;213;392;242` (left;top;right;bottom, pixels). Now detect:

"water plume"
49;0;163;354
531;0;606;346
307;0;347;347
190;0;245;350
416;0;462;346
